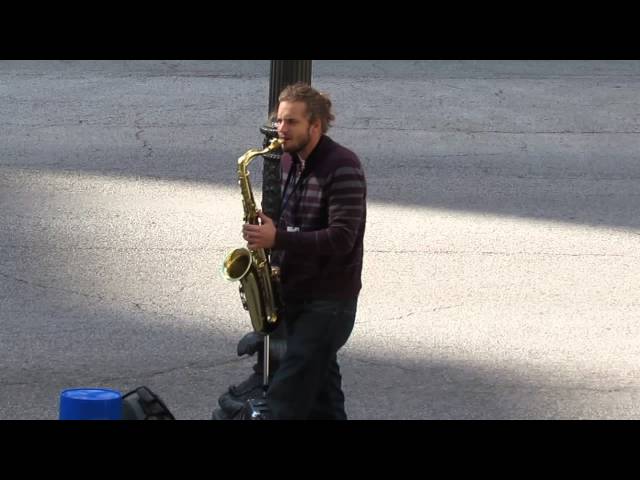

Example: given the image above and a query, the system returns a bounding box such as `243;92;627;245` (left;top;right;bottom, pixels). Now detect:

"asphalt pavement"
1;60;639;419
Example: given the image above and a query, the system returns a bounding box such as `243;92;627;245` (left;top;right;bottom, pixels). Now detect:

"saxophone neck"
237;137;284;169
237;138;284;224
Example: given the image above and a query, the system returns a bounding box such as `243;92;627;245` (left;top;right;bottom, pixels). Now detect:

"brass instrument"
222;137;284;334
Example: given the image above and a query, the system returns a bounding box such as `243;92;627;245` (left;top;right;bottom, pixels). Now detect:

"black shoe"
238;398;271;420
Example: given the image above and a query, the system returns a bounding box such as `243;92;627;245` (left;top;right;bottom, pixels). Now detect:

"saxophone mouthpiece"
270;137;284;149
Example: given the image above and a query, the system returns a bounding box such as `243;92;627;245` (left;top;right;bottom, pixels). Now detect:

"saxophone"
222;137;284;334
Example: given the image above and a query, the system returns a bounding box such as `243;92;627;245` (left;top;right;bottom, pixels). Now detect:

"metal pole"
262;334;270;397
257;59;312;378
213;61;313;420
260;60;312;222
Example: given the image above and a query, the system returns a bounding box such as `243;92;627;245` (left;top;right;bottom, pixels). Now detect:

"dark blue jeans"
266;297;358;420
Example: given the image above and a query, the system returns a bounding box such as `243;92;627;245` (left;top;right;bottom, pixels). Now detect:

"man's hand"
243;211;276;250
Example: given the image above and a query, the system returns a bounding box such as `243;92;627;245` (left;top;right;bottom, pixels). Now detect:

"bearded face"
276;101;320;156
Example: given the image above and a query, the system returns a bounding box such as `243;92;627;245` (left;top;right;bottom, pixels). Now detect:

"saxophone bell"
222;247;252;282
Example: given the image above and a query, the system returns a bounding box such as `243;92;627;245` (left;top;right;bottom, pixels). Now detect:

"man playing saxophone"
242;83;367;420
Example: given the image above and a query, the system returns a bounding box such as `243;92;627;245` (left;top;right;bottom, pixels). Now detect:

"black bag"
121;386;175;420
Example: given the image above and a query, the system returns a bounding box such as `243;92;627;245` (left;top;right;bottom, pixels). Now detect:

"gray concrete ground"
1;60;639;419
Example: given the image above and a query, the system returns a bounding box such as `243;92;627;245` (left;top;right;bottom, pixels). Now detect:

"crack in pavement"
134;113;154;159
0;269;106;303
358;311;416;325
85;357;245;384
0;269;222;328
0;357;246;388
339;127;640;134
0;245;209;252
348;356;422;374
347;358;640;395
367;249;640;258
358;305;464;325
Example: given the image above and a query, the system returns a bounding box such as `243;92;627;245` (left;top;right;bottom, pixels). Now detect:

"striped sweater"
272;135;367;302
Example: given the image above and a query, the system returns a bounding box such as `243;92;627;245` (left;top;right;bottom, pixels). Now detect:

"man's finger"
257;210;272;225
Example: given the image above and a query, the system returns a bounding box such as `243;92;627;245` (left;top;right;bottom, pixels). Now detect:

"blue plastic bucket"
59;388;122;420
